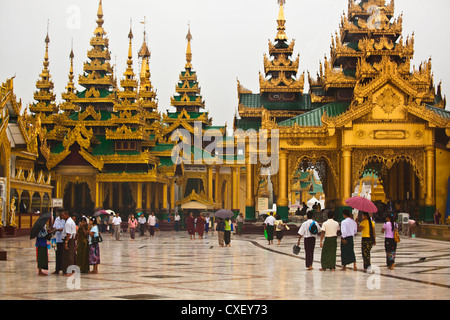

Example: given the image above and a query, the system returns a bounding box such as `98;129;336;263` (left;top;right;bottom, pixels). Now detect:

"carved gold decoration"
376;88;401;114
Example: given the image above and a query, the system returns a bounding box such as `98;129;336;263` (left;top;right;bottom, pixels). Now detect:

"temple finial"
275;0;287;41
185;22;193;69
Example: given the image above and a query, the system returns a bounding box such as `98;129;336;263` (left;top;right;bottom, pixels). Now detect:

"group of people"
293;209;399;272
35;208;101;276
108;212;159;241
186;212;212;240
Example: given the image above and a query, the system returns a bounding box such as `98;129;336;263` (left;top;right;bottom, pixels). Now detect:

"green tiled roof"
278;101;349;127
239;93;315;111
91;136;140;156
234;118;261;131
425;104;450;119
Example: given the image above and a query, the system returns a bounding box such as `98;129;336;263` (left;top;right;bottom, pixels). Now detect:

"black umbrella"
213;209;234;219
30;212;52;239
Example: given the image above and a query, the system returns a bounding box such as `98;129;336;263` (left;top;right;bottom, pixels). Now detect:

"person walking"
205;214;211;235
61;210;77;276
174;212;181;232
108;212;114;237
297;210;321;270
358;211;376;272
320;211;340;271
76;217;90;273
340;209;358;271
196;214;205;239
216;217;225;247
148;212;157;238
236;213;244;236
275;214;286;245
138;214;147;236
187;212;196;240
128;214;138;241
52;209;65;275
382;213;398;270
112;213;122;241
264;212;276;245
224;218;232;247
88;217;101;274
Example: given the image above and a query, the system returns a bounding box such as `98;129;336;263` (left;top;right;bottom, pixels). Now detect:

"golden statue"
10;198;17;228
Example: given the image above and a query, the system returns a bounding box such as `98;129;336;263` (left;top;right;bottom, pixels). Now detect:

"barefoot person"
340;209;358;271
61;210;76;276
320;211;340;271
88;217;101;274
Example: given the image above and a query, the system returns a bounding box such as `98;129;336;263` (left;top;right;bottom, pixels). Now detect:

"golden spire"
185;23;193;70
95;0;105;35
275;0;287;41
66;40;75;93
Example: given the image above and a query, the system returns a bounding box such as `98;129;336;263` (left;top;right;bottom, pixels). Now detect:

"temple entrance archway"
63;182;94;214
353;149;425;221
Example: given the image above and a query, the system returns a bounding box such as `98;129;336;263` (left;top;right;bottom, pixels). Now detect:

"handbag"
92;234;103;244
394;228;400;243
293;244;301;255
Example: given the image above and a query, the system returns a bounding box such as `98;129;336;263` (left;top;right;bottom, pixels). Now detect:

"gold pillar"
277;151;289;208
146;183;151;210
232;167;239;210
95;182;100;208
170;180;175;210
425;147;435;206
215;168;220;202
341;148;352;206
245;162;255;208
155;184;160;210
71;183;76;208
56;178;62;199
108;182;113;209
409;167;416;200
136;182;143;211
207;166;213;200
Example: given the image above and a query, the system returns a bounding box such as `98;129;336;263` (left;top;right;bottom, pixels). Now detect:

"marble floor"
0;226;449;301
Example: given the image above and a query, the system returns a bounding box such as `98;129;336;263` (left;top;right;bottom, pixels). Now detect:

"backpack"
309;220;318;235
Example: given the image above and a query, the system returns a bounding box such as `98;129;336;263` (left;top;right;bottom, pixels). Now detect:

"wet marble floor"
0;226;449;301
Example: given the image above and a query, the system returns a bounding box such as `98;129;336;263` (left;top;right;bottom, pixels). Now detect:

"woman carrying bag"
382;213;399;270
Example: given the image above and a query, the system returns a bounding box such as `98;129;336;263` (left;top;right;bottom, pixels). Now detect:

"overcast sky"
1;0;449;128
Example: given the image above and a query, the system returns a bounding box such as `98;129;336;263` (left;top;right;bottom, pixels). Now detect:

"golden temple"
1;0;449;236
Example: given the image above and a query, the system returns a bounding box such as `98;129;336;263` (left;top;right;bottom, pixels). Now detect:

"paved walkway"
0;227;449;300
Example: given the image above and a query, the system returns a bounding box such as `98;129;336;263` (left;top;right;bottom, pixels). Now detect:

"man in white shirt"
174;212;181;232
61;211;76;276
340;209;358;271
112;213;122;241
264;213;276;245
297;210;321;270
320;210;340;271
138;214;147;236
52;209;65;275
148;212;157;238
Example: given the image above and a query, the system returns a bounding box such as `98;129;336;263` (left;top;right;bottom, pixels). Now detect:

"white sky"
1;0;449;128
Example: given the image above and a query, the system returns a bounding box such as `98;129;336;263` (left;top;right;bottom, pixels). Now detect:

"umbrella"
105;209;115;215
94;210;108;217
213;209;234;219
345;196;378;213
136;212;144;217
30;212;52;239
